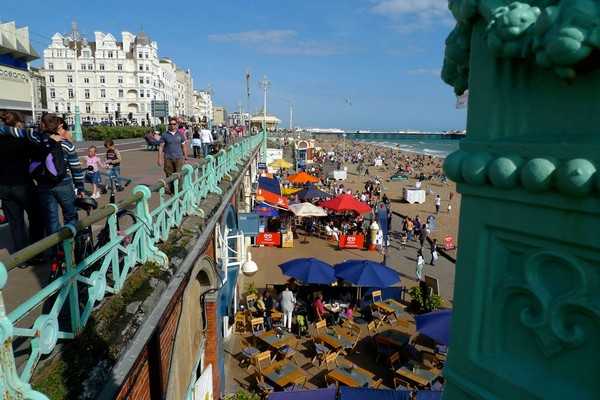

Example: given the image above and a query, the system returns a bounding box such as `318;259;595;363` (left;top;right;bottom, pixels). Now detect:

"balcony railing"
0;134;262;399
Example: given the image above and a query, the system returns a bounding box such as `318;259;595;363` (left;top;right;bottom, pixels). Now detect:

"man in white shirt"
200;128;214;157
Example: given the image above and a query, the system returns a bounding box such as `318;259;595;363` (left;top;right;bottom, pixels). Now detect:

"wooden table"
396;360;442;388
317;328;355;351
378;328;411;347
327;361;375;387
373;299;405;323
262;360;306;388
258;329;295;350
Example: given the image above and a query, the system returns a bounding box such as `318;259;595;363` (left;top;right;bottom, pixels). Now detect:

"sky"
2;0;466;132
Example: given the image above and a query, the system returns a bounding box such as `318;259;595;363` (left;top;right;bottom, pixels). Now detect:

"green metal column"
441;2;600;399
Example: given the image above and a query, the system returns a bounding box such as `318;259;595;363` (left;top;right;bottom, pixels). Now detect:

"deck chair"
253;350;272;373
315;319;327;335
254;371;274;396
311;337;330;367
371;290;382;303
239;338;260;371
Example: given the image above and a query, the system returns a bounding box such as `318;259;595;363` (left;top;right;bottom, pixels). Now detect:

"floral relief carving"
498;249;600;357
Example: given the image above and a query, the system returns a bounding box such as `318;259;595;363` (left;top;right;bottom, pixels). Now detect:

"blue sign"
238;213;259;237
258;162;267;171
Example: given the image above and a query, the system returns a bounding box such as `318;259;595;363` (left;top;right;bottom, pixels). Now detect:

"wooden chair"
324;373;339;389
394;376;414;391
370;303;384;328
422;350;443;369
277;338;300;365
270;309;283;326
346;324;362;354
324;349;340;371
371;378;383;388
389;351;403;371
234;311;248;334
371;290;382;303
375;335;394;363
250;317;265;345
239;338;260;371
284;375;307;391
367;321;379;338
254;370;274;396
315;319;327;335
253;350;272;373
311;337;330;366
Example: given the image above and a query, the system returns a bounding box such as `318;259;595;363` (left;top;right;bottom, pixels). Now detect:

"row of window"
53;102;152;113
49;88;153;99
47;62;124;71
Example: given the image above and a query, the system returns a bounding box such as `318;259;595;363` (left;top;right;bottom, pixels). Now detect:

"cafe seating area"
229;289;447;399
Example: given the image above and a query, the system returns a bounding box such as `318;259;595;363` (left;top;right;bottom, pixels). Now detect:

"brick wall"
203;301;220;394
116;350;151;400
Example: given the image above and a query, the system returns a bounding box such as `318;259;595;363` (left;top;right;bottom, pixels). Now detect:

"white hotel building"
42;28;207;126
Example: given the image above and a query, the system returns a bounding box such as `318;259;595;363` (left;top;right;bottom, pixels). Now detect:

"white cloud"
408;68;441;76
369;0;453;31
208;30;348;56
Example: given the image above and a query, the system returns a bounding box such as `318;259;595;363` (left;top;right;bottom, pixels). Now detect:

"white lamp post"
281;97;293;131
258;75;271;162
63;21;87;142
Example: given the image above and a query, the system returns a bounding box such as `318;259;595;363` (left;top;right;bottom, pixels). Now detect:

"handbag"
432;251;439;260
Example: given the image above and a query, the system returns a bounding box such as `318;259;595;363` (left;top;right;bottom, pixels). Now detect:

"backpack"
29;134;68;185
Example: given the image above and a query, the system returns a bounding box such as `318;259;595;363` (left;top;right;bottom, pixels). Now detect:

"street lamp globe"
241;252;258;276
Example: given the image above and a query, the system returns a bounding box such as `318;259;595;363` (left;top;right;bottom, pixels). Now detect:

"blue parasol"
414;309;452;346
334;259;400;288
278;257;336;284
252;203;279;217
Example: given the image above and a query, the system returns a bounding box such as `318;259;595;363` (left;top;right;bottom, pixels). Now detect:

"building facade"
41;27;207;126
0;21;40;124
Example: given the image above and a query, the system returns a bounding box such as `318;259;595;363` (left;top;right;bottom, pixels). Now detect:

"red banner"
256;232;281;246
338;234;364;249
444;235;455;250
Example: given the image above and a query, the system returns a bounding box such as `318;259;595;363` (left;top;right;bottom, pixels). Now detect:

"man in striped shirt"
0;113;84;245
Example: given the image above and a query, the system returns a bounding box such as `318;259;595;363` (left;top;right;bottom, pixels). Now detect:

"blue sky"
2;0;466;131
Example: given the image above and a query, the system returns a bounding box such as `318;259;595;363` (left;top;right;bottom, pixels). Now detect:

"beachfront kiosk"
441;2;600;399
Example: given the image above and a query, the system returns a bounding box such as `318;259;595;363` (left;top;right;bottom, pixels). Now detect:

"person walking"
280;284;295;333
200;127;214;157
103;139;123;192
158;117;187;193
0;111;45;267
416;249;425;281
435;195;441;214
430;238;438;266
419;222;429;249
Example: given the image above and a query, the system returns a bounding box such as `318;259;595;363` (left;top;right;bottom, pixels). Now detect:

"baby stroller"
295;307;310;338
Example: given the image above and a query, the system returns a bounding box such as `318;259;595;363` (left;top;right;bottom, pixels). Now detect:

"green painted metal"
442;2;600;399
0;133;263;399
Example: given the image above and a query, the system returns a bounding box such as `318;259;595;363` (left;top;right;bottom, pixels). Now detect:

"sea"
338;132;462;158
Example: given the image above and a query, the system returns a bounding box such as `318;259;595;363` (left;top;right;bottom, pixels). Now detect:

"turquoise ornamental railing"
0;134;262;399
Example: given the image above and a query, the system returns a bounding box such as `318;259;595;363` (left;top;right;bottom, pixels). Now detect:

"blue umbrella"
334;260;400;288
414;309;452;346
278;257;336;284
252;203;279;217
258;176;282;195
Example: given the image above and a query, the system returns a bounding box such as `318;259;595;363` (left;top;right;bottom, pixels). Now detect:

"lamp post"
281;97;293;132
63;21;87;142
342;133;346;167
258;74;271;162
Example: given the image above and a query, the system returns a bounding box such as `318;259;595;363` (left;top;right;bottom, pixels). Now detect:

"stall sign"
258;162;267;171
339;235;364;249
256;232;281;246
444;235;455;250
238;213;259;237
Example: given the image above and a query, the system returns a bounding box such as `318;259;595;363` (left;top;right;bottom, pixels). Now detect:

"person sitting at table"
259;291;274;330
313;295;335;327
339;301;355;323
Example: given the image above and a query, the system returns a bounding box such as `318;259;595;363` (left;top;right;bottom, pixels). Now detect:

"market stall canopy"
286;171;319;183
319;194;371;214
282;187;302;196
258;176;282;196
414;309;452;346
252;203;279;217
334;260;400;288
289;202;328;217
294;184;331;200
268;159;294;169
255;188;289;209
278;257;336;284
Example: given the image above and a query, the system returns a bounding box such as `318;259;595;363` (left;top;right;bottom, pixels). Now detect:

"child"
191;130;202;158
103;139;122;192
82;145;103;198
400;232;407;250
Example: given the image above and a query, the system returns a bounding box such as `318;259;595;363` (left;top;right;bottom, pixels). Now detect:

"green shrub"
83;126;150;141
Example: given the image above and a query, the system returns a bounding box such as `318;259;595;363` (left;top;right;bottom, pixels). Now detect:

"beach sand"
314;135;461;250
